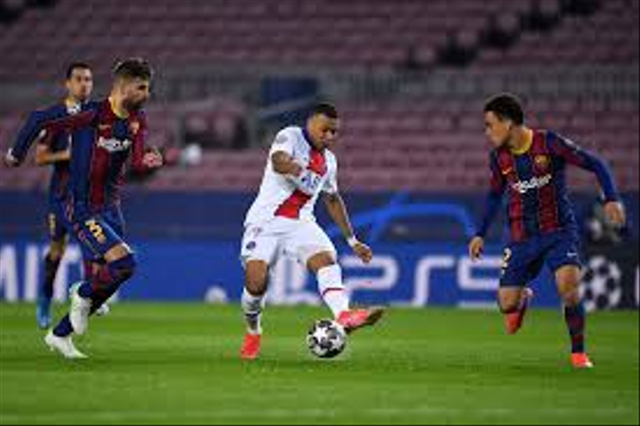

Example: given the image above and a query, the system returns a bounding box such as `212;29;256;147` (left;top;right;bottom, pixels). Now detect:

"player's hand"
604;201;626;228
143;148;163;169
58;147;71;162
351;240;373;264
469;236;485;261
4;150;20;168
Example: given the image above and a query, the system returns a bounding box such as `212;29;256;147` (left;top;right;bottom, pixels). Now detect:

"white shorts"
240;217;337;267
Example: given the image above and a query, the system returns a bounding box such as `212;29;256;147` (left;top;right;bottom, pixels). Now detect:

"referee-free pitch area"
0;303;637;425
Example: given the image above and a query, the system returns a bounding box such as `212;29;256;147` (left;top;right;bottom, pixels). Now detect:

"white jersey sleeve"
322;153;339;195
269;128;297;158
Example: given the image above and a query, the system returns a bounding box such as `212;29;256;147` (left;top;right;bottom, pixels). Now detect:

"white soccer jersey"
244;126;338;227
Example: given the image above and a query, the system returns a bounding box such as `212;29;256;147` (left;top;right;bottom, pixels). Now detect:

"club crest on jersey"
98;136;132;153
535;155;550;171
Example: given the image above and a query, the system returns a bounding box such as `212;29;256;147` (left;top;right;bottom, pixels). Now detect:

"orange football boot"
337;307;385;334
240;333;261;360
571;353;594;369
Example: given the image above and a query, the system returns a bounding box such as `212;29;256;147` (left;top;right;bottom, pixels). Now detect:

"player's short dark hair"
65;62;91;79
113;58;153;81
484;94;525;125
309;102;338;119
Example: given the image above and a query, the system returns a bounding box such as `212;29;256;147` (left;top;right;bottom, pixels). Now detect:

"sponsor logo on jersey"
512;174;552;194
98;136;132;153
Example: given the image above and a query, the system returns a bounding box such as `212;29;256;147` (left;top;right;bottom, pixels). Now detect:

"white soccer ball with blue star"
306;319;347;358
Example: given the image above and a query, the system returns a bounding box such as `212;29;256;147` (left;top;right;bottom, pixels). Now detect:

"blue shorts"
69;205;126;262
500;230;583;287
46;197;71;242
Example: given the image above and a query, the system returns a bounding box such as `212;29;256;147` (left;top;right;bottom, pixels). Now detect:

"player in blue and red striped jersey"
3;62;107;329
8;58;163;359
469;94;626;369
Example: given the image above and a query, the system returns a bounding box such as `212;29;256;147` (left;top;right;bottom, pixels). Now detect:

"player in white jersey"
239;103;384;360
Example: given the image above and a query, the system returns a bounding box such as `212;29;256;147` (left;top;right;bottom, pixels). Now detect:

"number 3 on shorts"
85;219;107;244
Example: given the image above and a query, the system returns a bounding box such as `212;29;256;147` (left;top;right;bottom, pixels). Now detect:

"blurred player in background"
8;58;163;358
469;94;626;369
4;62;107;328
239;103;384;360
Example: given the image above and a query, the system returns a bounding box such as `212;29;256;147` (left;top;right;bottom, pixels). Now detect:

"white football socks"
317;264;350;318
241;287;265;335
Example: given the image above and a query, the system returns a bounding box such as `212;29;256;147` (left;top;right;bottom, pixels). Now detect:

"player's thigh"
498;242;544;310
546;232;583;293
74;214;128;262
240;224;281;268
285;222;337;269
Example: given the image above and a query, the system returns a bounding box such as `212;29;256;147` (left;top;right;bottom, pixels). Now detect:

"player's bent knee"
556;265;581;285
246;276;268;296
246;281;267;297
498;289;522;313
558;282;581;306
245;261;269;296
556;266;582;305
104;243;133;264
107;252;137;282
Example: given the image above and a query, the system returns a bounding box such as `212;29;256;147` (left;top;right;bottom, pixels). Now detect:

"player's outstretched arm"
323;192;372;264
550;133;626;227
34;143;70;166
6;108;63;166
20;110;97;166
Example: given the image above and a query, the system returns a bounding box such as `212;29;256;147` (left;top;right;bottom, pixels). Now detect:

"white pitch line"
0;405;634;423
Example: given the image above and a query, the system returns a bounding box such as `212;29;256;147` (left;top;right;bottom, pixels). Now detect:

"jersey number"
501;248;512;277
85;219;107;244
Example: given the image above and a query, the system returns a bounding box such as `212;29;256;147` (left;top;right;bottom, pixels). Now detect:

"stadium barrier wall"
0;192;637;310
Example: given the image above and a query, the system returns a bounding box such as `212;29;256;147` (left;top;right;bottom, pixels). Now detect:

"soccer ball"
581;255;623;312
306;319;347;359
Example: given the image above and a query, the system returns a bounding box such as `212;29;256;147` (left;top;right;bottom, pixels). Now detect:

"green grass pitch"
0;303;638;425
